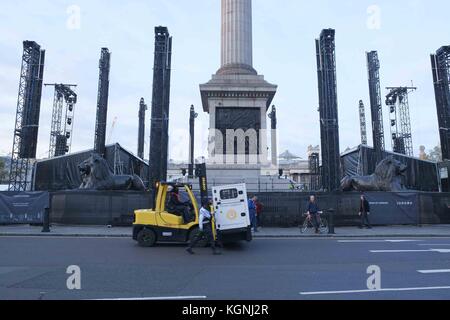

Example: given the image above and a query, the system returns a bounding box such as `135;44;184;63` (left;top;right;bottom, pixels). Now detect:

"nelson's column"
200;0;278;181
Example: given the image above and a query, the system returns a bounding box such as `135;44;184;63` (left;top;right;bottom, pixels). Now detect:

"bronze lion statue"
341;157;408;192
78;153;145;191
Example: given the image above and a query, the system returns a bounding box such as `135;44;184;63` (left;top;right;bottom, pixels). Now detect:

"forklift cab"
153;183;199;226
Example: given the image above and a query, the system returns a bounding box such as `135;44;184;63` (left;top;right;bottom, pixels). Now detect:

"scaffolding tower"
431;46;450;161
8;41;45;191
359;100;368;146
94;48;111;158
46;84;77;158
385;86;417;156
315;29;341;192
367;51;385;160
149;26;172;189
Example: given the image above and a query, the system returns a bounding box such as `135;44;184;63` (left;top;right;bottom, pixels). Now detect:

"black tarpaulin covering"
0;192;49;224
341;145;439;192
33;144;149;191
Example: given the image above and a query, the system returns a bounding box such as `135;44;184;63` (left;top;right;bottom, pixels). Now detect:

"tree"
428;146;442;162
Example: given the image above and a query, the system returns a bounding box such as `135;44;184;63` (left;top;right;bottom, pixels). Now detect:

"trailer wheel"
137;228;156;247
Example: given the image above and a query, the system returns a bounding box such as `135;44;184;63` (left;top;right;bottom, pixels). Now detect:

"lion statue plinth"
78;153;145;191
341;157;408;192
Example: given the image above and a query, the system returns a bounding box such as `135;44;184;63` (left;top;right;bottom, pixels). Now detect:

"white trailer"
212;183;252;243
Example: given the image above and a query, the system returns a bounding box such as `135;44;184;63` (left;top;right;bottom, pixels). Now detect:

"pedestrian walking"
248;196;258;233
186;200;221;255
255;198;263;229
359;194;372;229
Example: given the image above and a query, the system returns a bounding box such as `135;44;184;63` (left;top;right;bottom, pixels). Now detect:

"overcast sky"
0;0;448;161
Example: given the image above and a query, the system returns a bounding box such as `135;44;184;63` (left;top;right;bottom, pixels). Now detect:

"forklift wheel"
137;228;157;247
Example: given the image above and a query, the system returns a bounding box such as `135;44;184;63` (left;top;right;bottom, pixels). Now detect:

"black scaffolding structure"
94;48;111;158
385;87;416;157
137;98;147;160
8;41;45;191
431;46;450;161
315;29;341;192
46;83;77;158
359;100;368;146
366;51;385;161
149;26;172;189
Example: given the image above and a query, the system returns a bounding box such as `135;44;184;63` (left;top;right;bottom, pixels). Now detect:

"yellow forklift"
132;164;212;247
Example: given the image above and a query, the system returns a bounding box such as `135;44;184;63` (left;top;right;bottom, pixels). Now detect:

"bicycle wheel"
300;219;309;234
320;218;329;234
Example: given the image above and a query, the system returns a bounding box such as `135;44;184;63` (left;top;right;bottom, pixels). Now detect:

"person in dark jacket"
359;194;372;229
306;195;322;234
167;187;192;223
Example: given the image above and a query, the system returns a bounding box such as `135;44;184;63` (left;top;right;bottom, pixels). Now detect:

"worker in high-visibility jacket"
186;200;221;255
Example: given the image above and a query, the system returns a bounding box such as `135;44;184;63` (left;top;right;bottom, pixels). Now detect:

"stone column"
218;0;256;75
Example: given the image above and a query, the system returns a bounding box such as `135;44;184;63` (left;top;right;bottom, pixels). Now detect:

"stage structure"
359;100;368;146
8;41;45;191
431;46;450;161
137;98;147;160
94;48;111;158
45;84;77;158
316;29;341;192
342;145;439;192
188;105;198;177
385;86;416;156
149;26;172;188
34;143;148;191
367;51;385;161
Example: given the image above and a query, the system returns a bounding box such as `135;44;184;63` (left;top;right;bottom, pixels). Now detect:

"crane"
106;117;118;145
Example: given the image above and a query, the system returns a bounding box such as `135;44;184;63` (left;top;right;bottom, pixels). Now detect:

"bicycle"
300;211;329;234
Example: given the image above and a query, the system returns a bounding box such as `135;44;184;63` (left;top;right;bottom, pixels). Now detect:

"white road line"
370;249;450;253
418;244;450;246
418;269;450;274
93;296;207;301
338;240;422;243
300;286;450;296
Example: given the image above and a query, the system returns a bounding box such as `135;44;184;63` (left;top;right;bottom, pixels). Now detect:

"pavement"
0;224;450;238
1;236;450;300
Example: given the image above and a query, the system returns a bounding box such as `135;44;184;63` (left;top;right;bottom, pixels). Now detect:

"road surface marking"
300;286;450;296
94;296;207;301
338;240;422;243
370;249;450;253
418;244;450;246
418;269;450;274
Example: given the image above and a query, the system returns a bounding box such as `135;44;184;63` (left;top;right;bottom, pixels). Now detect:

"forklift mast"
195;163;208;205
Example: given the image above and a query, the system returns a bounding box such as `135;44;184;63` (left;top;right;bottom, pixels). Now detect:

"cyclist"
306;195;322;234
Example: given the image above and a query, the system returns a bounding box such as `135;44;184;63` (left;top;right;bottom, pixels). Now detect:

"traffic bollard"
328;209;335;235
42;207;50;233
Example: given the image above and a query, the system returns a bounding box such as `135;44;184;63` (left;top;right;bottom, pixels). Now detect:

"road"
0;236;450;300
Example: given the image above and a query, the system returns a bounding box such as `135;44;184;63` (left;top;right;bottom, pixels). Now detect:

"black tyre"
137;228;157;247
301;219;312;234
188;227;208;248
